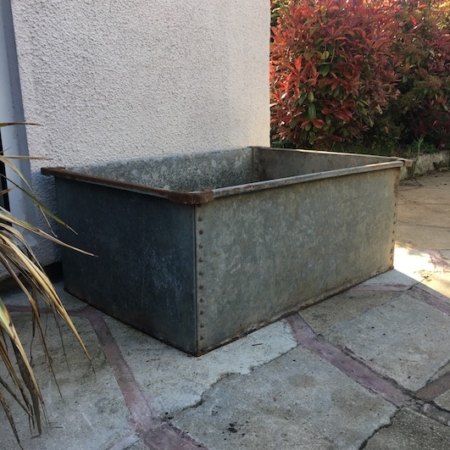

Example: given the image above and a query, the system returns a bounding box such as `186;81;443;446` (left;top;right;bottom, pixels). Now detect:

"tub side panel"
54;178;198;353
255;147;393;180
71;147;254;191
196;169;398;353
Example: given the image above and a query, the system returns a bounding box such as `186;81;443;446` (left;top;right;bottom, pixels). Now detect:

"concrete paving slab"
422;274;450;300
396;223;450;250
1;314;131;450
364;408;450;450
358;268;419;287
394;247;436;282
435;390;450;411
1;280;88;312
300;290;396;334
123;438;150;450
415;360;450;403
403;170;450;189
105;317;297;416
399;185;450;207
416;171;450;187
324;293;450;391
396;172;450;250
398;196;450;224
410;282;450;308
429;361;450;383
172;346;396;450
426;359;450;410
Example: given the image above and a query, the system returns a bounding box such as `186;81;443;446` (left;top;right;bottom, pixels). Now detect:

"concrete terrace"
1;170;450;450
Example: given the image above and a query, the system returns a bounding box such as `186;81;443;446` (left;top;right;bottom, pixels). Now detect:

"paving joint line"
408;284;450;317
73;306;207;450
4;303;202;449
285;313;412;407
409;401;450;427
382;270;450;420
7;302;209;449
286;312;450;431
417;370;450;402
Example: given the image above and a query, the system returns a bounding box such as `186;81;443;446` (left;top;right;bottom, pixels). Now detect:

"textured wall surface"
6;0;269;265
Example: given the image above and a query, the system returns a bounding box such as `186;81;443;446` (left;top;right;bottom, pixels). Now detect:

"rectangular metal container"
42;147;406;355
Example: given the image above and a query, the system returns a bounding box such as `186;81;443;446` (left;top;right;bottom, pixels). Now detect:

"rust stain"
41;166;215;205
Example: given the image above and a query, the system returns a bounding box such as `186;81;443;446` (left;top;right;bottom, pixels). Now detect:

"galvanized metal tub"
42;147;407;355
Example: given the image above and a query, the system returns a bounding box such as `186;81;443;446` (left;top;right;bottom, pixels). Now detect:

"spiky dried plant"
0;122;91;449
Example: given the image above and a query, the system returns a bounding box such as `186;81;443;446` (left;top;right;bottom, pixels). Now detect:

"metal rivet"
199;285;204;290
200;310;204;315
199;271;204;276
200;323;205;328
198;217;203;222
199;230;204;234
200;335;204;340
199;298;204;303
199;244;203;249
199;258;203;262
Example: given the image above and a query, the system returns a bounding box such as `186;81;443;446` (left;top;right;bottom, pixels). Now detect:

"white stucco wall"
4;0;270;265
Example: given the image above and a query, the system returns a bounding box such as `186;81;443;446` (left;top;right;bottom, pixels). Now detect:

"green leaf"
297;92;307;106
319;64;330;77
308;104;317;120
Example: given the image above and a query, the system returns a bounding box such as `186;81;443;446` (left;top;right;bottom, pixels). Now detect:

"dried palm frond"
0;122;92;448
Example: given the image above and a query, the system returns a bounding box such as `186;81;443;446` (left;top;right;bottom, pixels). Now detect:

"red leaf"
312;119;325;129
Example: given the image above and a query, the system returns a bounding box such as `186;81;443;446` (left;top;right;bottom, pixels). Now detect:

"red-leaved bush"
388;0;450;148
271;0;450;150
271;0;401;148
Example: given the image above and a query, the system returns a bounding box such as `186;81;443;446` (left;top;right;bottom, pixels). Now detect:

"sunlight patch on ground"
394;244;435;281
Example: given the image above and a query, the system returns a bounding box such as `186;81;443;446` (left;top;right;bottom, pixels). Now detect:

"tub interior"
69;147;398;192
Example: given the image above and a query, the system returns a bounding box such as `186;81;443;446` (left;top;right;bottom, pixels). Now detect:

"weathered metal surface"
53;178;198;353
42;147;254;204
254;146;403;180
43;147;405;355
196;169;399;353
41;147;404;204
